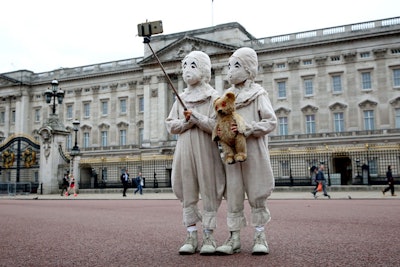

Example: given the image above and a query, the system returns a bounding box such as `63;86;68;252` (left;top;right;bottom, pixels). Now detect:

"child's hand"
231;123;238;134
183;109;192;121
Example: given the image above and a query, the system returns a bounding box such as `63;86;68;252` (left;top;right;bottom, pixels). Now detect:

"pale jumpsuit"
224;83;277;231
165;87;226;229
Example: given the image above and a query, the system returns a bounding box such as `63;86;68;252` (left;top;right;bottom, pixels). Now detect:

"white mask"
227;57;249;85
182;56;202;86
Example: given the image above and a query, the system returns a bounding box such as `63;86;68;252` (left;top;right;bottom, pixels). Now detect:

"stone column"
157;75;168;141
213;66;225;95
38;114;69;194
142;76;151;147
71;154;81;191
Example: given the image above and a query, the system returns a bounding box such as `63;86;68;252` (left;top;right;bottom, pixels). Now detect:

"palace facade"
1;17;400;191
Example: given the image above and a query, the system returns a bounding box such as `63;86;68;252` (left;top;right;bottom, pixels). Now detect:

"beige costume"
165;51;225;255
216;47;277;255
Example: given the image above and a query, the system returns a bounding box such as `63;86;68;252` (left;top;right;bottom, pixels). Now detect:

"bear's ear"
225;92;236;100
213;97;220;105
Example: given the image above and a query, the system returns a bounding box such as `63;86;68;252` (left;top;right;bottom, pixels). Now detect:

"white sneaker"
179;231;198;255
252;231;269;255
200;232;216;255
216;231;241;255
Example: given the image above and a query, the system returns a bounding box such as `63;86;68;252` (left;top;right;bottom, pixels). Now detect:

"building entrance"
332;156;352;185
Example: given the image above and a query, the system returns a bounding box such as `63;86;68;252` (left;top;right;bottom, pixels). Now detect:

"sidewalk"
1;185;397;200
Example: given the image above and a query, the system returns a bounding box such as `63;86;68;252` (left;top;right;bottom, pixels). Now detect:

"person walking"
382;165;396;196
134;172;143;195
311;164;330;199
120;169;129;197
60;174;69;196
165;51;225;255
215;47;277;256
65;174;77;197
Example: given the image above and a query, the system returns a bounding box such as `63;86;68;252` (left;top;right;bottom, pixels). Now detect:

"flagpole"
211;0;214;26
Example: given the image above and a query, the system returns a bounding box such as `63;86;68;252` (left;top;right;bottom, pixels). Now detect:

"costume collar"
228;81;267;108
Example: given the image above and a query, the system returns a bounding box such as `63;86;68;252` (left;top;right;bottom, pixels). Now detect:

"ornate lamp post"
70;120;80;177
44;80;64;115
71;120;80;153
38;79;68;194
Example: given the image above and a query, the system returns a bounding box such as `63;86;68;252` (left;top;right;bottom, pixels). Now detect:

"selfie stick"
143;36;187;111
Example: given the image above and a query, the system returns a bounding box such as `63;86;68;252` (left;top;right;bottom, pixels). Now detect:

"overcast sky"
1;0;399;73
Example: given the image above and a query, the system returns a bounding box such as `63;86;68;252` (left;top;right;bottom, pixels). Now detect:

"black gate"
0;135;40;194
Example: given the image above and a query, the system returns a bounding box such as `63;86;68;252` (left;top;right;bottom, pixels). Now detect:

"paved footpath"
1;195;399;267
1;185;398;200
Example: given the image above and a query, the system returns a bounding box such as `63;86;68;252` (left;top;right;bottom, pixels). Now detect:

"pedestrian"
65;174;77;197
382;165;396;196
120;169;129;197
165;51;225;255
60;174;69;196
134;172;143;195
214;47;277;256
311;164;330;199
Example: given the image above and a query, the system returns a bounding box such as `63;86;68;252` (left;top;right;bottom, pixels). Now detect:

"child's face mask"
227;57;249;85
182;57;202;86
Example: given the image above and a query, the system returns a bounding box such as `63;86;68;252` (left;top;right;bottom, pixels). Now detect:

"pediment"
0;74;20;88
98;123;110;129
389;96;400;107
139;36;237;65
81;124;92;131
358;99;378;108
301;104;318;113
274;107;291;115
329;102;347;111
117;121;129;128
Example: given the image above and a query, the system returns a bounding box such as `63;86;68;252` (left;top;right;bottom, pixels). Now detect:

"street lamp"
71;119;80;154
44;80;65;115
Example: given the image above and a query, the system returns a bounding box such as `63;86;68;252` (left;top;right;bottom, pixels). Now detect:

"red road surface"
1;199;399;267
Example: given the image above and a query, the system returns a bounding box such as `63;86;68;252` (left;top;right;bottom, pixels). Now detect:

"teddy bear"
212;91;247;164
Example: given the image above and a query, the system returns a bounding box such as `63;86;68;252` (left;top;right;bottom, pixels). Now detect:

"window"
276;63;286;69
363;110;375;130
303;59;312;65
120;99;127;114
0;111;4;124
369;158;378;176
330;56;340;61
83;132;90;148
334;112;344;132
361;72;372;90
139;96;144;112
278;117;288;135
277;81;286;98
34;109;40;122
101;131;108;147
393;69;400;87
101;101;108;116
332;75;342;93
395;108;400;128
304;78;314;96
306;114;315;134
280;161;290;177
84;103;90;118
391;48;400;54
34;172;39;183
119;129;126;146
360;52;370;58
66;105;73;119
11;110;16;123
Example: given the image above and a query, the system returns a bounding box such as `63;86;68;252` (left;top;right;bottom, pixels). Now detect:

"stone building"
0;17;399;192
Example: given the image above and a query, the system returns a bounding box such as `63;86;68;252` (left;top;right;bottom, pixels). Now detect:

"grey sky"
1;0;399;73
